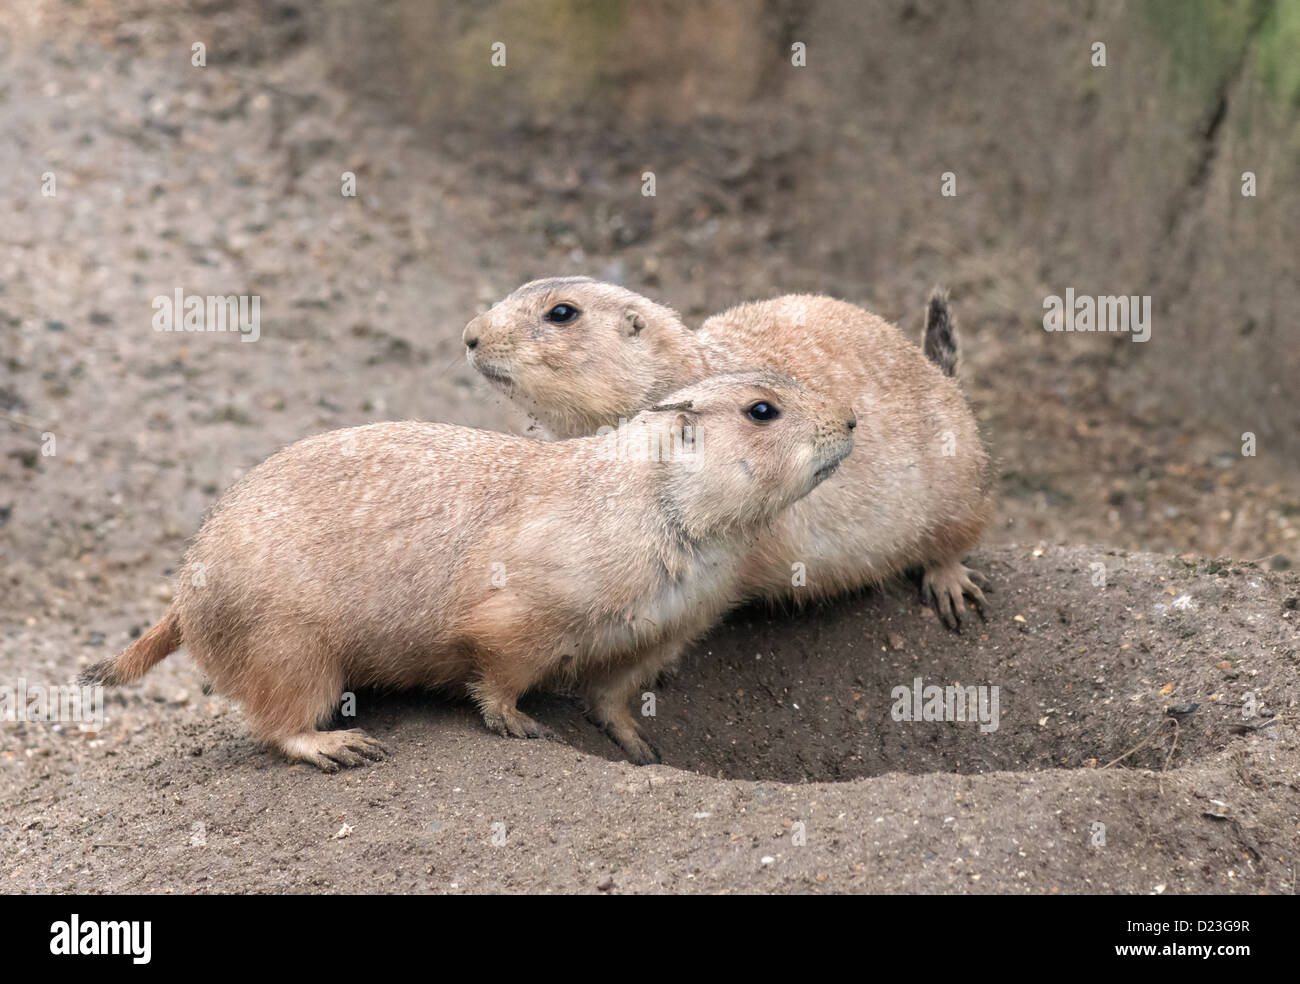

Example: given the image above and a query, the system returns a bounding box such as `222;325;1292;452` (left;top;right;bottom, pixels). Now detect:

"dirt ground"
1;2;1297;894
5;546;1299;894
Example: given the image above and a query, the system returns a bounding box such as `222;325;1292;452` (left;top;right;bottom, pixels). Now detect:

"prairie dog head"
463;276;694;437
612;371;857;541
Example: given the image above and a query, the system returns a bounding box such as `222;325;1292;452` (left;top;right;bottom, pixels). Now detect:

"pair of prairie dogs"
465;277;991;622
86;279;989;770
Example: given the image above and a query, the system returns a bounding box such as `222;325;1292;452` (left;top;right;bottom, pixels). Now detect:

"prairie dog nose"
846;412;857;431
463;315;483;350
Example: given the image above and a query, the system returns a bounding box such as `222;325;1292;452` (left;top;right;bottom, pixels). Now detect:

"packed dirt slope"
5;546;1298;894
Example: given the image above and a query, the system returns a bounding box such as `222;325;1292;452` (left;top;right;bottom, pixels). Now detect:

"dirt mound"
553;549;1297;784
3;546;1296;894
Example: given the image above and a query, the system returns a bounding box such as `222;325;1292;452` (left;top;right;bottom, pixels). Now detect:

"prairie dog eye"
544;303;580;324
745;401;781;423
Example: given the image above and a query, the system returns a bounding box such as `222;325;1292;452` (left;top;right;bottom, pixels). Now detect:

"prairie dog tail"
923;287;958;377
79;607;181;687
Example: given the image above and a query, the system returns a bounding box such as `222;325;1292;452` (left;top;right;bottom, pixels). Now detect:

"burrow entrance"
335;553;1288;783
524;557;1287;782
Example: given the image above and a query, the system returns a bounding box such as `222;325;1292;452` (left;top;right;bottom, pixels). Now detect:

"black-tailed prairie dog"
81;372;855;769
464;277;992;628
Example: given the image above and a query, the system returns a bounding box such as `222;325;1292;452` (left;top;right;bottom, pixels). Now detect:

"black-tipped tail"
78;658;119;687
923;287;958;377
78;608;181;688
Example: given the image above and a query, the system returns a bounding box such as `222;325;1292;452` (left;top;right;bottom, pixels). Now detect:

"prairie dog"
464;277;992;627
81;372;856;769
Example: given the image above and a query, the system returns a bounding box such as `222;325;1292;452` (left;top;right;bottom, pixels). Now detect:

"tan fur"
81;372;855;769
465;279;993;624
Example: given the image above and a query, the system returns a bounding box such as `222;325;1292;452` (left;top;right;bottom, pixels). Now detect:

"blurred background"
2;0;1298;625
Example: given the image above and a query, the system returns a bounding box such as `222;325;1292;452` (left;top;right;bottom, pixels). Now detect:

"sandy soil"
1;3;1297;894
4;546;1298;894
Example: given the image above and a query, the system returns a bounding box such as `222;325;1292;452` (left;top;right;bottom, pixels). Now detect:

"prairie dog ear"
624;307;647;337
671;412;698;447
646;400;698;439
647;399;693;414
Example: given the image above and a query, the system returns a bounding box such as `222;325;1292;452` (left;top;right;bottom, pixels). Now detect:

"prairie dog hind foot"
277;729;389;772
